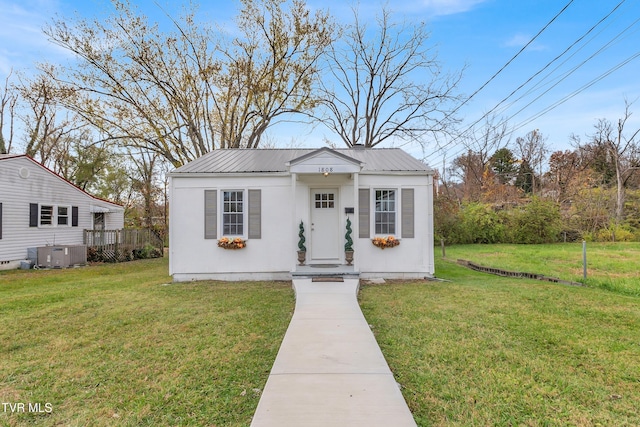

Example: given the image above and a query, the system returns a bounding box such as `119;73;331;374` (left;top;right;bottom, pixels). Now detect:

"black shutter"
358;188;370;238
0;202;3;239
72;206;79;227
401;188;415;238
248;189;261;239
204;190;217;239
29;203;38;227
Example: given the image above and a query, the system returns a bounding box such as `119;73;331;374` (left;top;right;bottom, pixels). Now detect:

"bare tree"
213;0;335;149
546;149;584;204
127;149;162;230
44;0;334;166
0;71;18;154
16;70;85;167
451;117;510;201
316;7;462;148
44;1;219;167
589;102;640;222
513;129;549;194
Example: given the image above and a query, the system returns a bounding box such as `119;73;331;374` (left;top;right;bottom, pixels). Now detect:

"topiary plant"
344;217;353;251
298;221;306;252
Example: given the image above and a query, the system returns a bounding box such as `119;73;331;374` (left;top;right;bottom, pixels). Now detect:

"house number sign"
318;167;334;173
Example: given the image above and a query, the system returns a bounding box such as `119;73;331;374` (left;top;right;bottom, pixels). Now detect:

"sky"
1;0;639;168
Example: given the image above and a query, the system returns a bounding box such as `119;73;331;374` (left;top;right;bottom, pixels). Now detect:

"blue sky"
1;0;639;166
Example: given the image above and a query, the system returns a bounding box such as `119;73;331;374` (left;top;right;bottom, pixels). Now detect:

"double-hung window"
40;205;54;226
222;190;244;236
375;189;396;235
57;206;70;226
30;204;75;227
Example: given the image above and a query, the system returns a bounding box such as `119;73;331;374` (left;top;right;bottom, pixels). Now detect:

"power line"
512;49;640;133
424;0;635;165
488;1;630;121
444;0;577;123
422;0;579;160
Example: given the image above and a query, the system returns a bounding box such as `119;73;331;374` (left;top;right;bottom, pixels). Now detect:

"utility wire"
440;0;576;126
424;0;633;163
504;17;640;131
488;1;630;121
512;50;640;132
423;0;580;160
434;47;640;169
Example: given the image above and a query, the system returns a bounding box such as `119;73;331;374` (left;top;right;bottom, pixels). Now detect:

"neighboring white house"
0;154;124;269
169;147;435;281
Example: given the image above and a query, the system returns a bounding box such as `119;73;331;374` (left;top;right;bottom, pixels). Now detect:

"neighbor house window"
29;203;78;228
57;206;69;226
40;205;54;226
375;189;396;234
222;190;244;235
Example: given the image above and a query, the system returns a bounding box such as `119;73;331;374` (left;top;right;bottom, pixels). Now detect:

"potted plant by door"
344;217;354;266
297;221;307;265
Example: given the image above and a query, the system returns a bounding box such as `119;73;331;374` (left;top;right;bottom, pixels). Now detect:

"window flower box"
218;237;246;249
372;236;400;249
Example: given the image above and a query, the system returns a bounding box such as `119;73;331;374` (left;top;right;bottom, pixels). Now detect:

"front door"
310;188;340;262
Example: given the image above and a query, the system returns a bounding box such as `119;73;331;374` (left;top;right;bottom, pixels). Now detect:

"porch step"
292;264;359;280
311;276;344;282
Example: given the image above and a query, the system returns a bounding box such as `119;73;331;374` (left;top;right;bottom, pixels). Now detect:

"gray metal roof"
171;148;432;174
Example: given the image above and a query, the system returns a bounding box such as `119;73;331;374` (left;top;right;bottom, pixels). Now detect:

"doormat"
309;264;340;268
312;277;344;282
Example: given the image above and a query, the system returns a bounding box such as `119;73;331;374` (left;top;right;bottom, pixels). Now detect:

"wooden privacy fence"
83;229;164;262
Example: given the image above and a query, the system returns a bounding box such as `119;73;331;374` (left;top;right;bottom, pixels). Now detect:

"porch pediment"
287;147;362;174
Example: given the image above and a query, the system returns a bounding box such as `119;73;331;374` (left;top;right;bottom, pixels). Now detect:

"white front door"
310;188;340;262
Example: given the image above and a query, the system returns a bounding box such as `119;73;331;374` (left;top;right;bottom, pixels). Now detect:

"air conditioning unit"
37;245;87;268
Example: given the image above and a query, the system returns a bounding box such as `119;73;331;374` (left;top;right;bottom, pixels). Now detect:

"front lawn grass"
359;257;640;426
443;242;640;296
0;258;294;426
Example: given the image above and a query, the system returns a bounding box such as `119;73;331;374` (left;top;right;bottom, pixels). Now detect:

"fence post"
441;238;446;258
582;240;587;281
115;229;120;260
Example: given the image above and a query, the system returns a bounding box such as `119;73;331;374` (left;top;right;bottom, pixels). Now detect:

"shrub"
434;195;463;243
506;197;563;244
458;202;505;244
595;223;636;242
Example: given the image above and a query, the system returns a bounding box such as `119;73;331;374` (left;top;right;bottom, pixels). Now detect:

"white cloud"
504;32;548;51
0;0;63;75
416;0;489;16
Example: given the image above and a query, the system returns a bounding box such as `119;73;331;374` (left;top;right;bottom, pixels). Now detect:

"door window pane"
315;193;335;209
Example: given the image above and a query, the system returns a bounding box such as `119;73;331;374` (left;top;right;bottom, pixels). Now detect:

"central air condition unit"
37;245;87;268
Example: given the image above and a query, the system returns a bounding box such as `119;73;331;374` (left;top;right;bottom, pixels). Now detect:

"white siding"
356;174;434;279
168;148;435;281
170;172;435;281
0;157;124;263
170;175;295;280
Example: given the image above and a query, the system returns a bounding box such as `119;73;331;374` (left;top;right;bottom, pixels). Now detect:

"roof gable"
288;147;362;174
0;154;123;209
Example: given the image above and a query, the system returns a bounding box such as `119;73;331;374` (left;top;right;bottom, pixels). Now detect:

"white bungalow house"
0;154;124;269
168;147;435;281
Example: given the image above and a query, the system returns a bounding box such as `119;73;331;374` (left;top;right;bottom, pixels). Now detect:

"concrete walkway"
251;278;416;427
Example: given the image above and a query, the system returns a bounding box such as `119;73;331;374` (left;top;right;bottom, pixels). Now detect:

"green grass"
442;242;640;296
360;257;640;426
0;258;294;426
3;246;639;426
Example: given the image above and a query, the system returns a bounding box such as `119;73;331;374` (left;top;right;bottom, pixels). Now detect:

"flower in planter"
372;236;400;249
218;237;246;249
